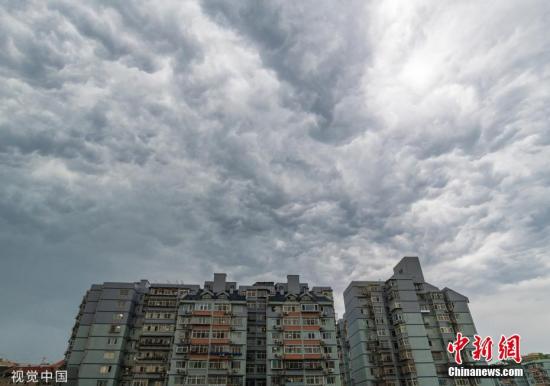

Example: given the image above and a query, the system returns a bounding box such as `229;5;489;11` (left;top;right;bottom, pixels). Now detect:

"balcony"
389;302;402;311
136;356;168;362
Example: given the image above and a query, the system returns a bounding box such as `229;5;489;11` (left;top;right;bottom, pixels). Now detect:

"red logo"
447;332;470;364
447;333;522;364
498;334;521;363
472;335;493;361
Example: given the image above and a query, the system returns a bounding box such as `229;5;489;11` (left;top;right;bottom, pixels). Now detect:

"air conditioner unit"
328;368;334;373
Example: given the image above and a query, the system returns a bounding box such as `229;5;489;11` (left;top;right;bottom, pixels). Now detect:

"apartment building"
240;282;277;386
522;354;550;386
133;284;198;386
65;280;150;386
343;257;493;386
496;353;550;386
65;281;200;386
65;275;341;386
336;320;352;386
167;273;248;386
265;277;341;386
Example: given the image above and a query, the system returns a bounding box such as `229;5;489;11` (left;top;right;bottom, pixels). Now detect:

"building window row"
146;312;175;319
143;324;174;333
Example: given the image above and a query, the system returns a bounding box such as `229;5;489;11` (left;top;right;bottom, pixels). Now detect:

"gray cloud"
1;0;549;362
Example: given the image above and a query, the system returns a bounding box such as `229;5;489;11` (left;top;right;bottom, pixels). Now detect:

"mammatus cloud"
0;0;549;362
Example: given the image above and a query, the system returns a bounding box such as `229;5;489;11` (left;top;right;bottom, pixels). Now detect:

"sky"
0;0;549;363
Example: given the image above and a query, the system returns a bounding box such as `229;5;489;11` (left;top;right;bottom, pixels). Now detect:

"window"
143;324;173;333
285;345;301;354
306;332;317;339
305;376;324;385
303;318;319;326
185;376;206;385
283;317;300;325
190;345;208;354
207;376;227;385
271;360;283;369
213;303;230;311
191;330;209;339
232;317;243;326
213;316;230;325
109;325;121;334
304;345;321;354
175;361;186;369
284;331;301;340
113;313;124;320
97;381;108;386
103;352;115;359
393;313;404;323
99;366;111;374
119;289;129;296
398;338;410;348
212;330;228;339
209;361;227;370
283;304;299;312
301;304;319;312
189;361;207;369
195;303;212;311
107;338;118;345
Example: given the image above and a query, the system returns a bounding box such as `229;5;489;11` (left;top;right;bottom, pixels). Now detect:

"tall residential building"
496;353;550;386
265;277;341;386
65;275;341;386
65;281;199;386
134;284;200;386
521;354;550;386
336;320;352;386
343;257;493;386
167;273;248;386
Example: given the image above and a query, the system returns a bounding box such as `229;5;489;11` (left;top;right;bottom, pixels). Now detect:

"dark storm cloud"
1;0;549;362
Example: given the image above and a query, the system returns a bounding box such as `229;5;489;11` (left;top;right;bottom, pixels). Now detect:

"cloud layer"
1;0;549;362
